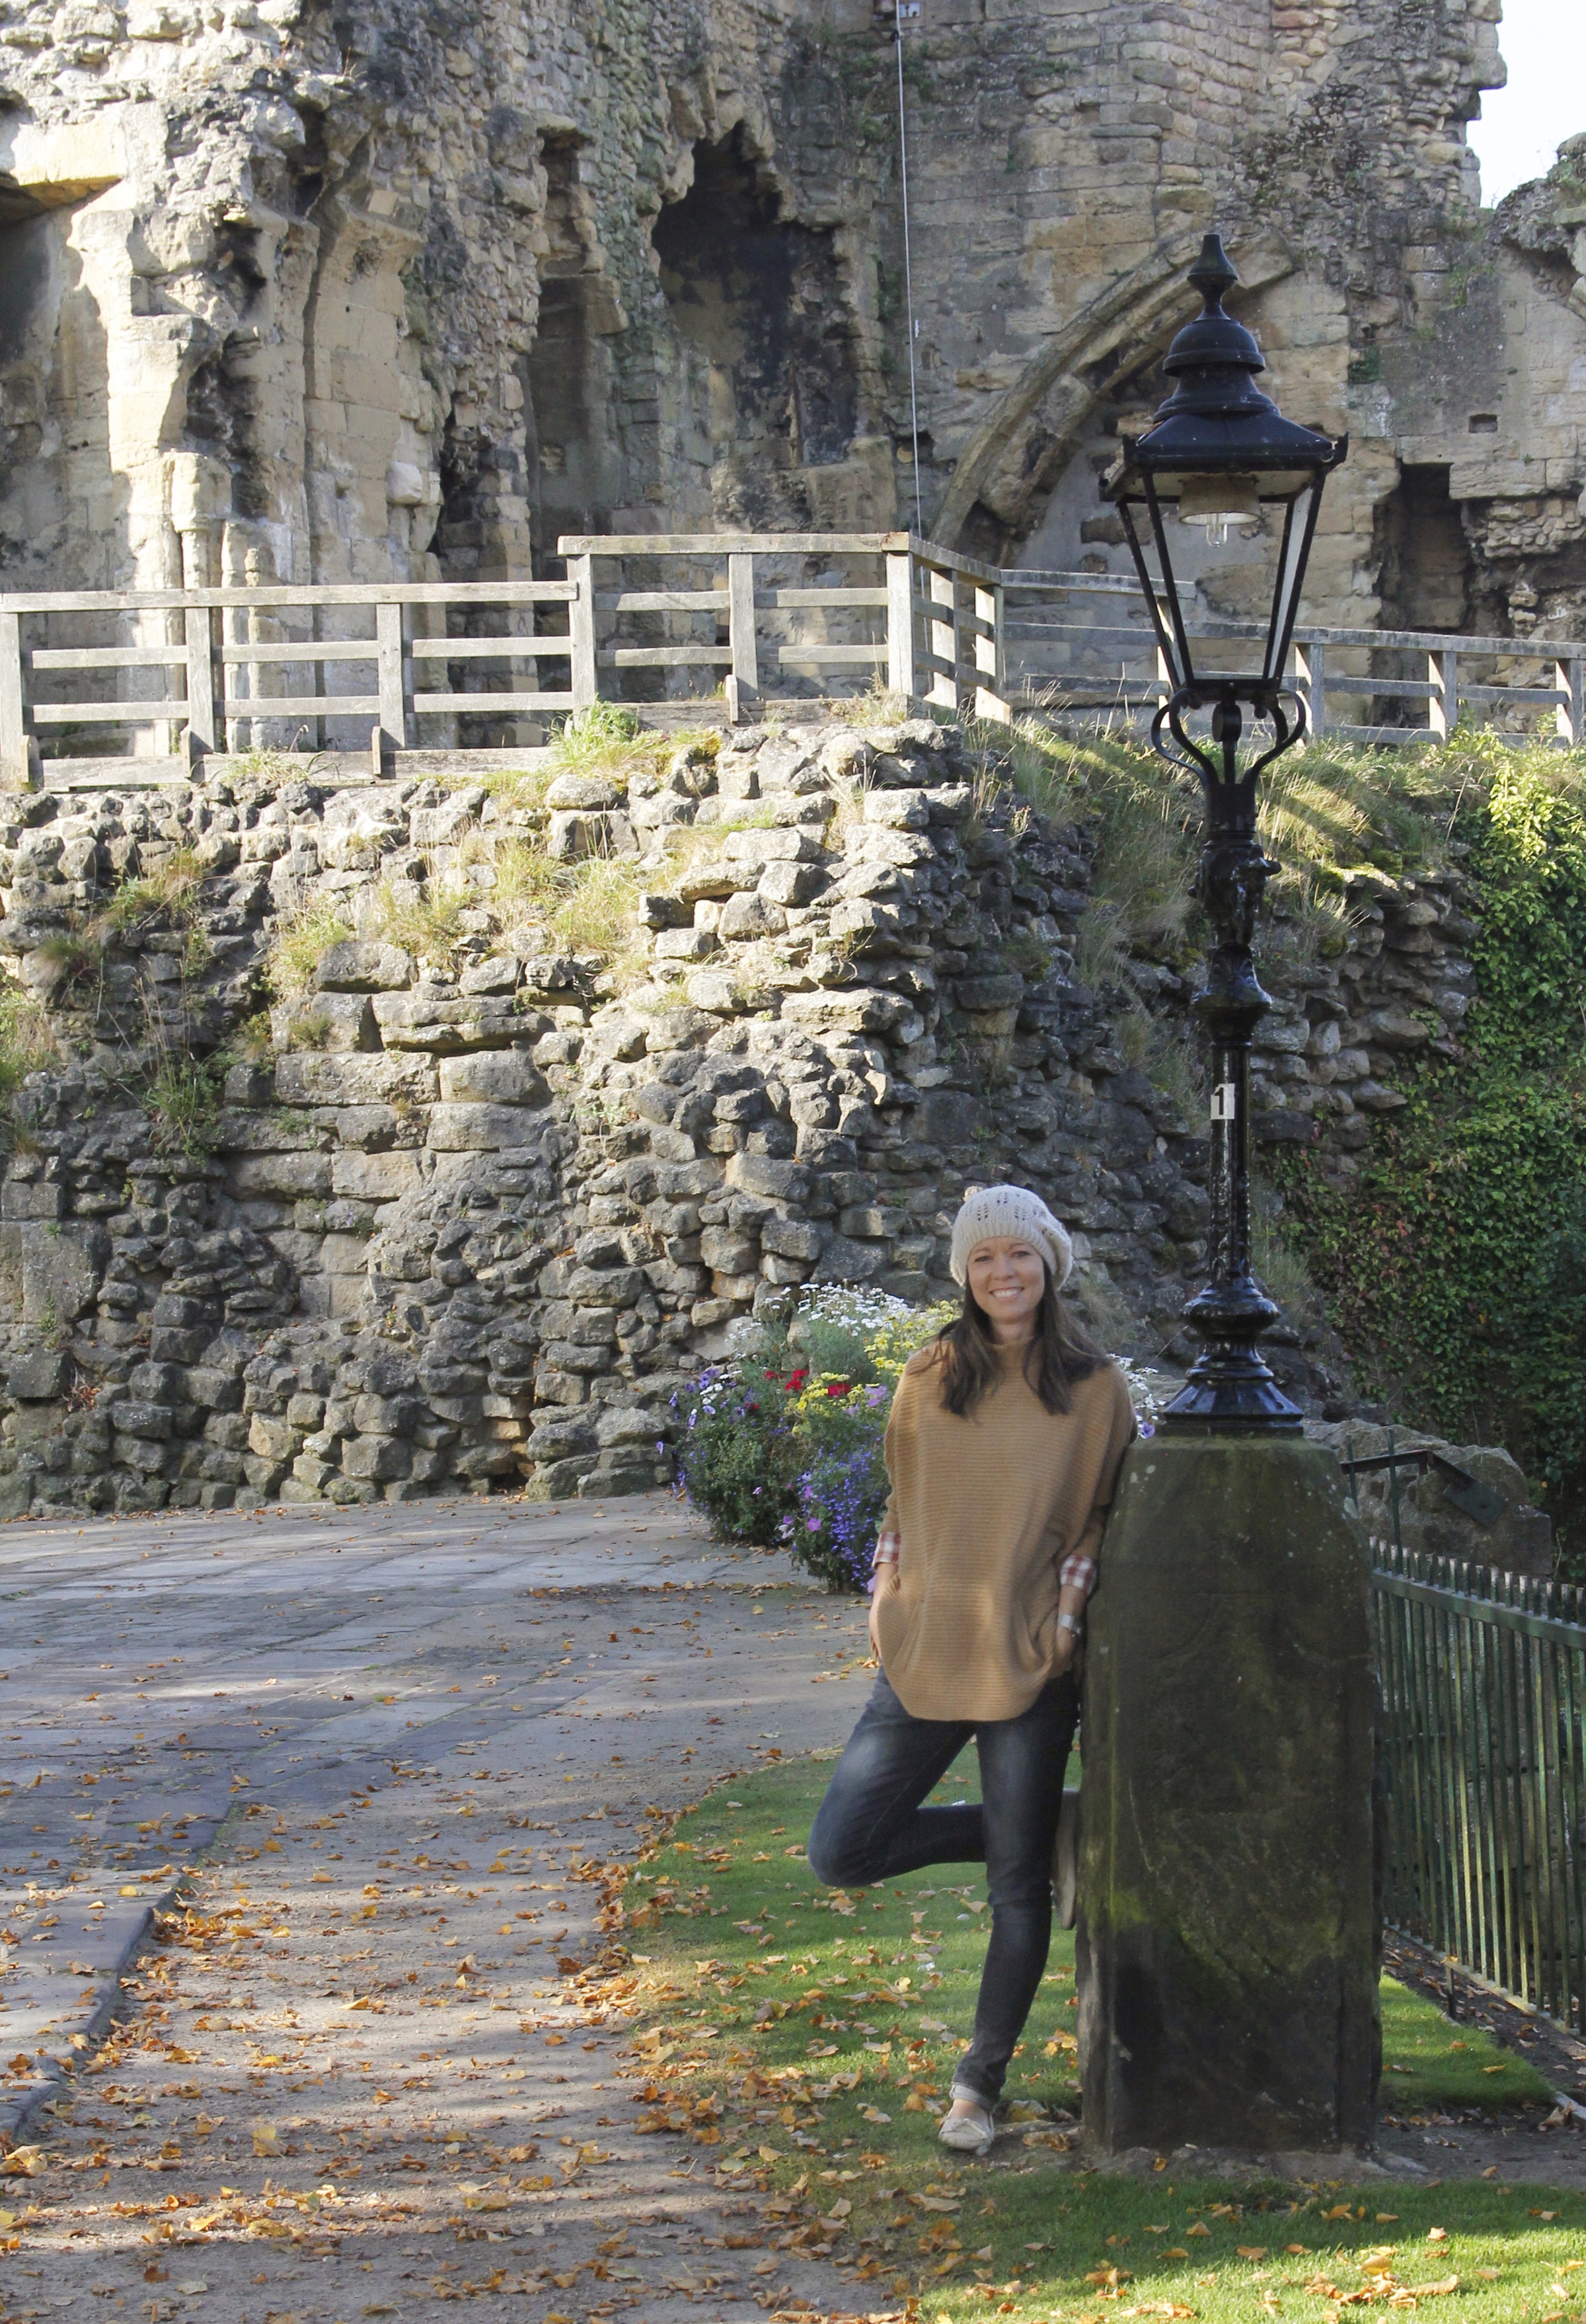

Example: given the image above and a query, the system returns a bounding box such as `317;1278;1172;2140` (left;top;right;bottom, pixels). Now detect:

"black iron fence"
1369;1536;1586;2032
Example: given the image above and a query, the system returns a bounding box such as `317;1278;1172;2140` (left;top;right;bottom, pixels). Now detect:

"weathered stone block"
809;1233;889;1282
110;1400;173;1441
545;771;624;810
2;1179;62;1221
531;1452;599;1498
342;1433;410;1481
1078;1439;1377;2152
864;788;929;829
564;1263;644;1306
115;1433;173;1475
20;1221;104;1326
231;1152;333;1200
274;1053;438;1107
352;1392;418;1435
437;1051;548;1106
273;993;378;1052
760;1215;823;1261
315;940;416;994
373;996;525;1053
783;989;911;1038
758;859;823;906
332;1150;424;1201
719;891;786;940
726;1153;812;1203
9;1348;66;1400
724;826;823;866
248;1413;296;1463
654;925;717;960
699;1226;757;1274
426;1103;553;1152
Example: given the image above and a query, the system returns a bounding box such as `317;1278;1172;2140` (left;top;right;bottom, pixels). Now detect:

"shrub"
1277;747;1586;1568
780;1376;895;1592
669;1357;804;1548
672;1292;953;1586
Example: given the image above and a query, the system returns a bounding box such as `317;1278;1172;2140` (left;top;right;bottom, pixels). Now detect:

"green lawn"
602;1752;1583;2323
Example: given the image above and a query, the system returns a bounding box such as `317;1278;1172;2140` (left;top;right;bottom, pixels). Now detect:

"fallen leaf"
251;2123;280;2157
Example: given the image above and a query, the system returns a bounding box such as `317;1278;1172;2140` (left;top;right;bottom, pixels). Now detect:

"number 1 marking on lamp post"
1211;1082;1237;1121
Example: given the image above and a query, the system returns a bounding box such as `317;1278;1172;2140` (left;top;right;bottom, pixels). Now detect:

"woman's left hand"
1052;1628;1076;1676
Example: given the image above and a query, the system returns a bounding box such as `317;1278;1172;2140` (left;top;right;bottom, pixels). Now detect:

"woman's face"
966;1236;1047;1341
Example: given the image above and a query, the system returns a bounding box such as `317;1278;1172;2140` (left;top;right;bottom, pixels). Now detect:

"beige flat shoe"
937;2096;997;2157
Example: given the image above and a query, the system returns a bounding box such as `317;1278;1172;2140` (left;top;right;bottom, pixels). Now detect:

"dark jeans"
807;1667;1078;2108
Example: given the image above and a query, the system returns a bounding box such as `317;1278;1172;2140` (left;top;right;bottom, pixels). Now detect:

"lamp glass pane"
1264;477;1316;685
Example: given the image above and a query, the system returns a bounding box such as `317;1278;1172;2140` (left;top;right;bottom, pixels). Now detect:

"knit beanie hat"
949;1183;1074;1289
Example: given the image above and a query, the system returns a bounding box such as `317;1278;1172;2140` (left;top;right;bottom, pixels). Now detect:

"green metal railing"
1371;1537;1586;2031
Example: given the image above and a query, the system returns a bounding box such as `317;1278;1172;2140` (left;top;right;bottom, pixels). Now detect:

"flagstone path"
0;1492;878;2323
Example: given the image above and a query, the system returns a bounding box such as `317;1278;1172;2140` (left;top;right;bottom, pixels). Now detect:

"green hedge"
1277;749;1586;1569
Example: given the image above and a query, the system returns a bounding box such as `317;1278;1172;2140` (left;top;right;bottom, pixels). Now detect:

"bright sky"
1466;0;1586;206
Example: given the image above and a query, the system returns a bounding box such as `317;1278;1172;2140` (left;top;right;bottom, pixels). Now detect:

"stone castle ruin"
0;0;1583;636
0;1;1575;1543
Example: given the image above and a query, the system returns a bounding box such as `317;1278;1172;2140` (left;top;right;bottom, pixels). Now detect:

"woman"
806;1185;1135;2157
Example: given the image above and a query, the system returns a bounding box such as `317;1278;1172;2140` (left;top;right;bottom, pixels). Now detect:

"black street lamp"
1102;232;1347;1434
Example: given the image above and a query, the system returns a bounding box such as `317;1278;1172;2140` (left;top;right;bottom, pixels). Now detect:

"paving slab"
0;1489;884;2321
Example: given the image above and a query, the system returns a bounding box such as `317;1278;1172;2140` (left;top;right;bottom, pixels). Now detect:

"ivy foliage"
1279;747;1586;1568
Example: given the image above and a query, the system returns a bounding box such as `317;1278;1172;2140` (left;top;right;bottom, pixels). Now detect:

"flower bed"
671;1292;1164;1591
670;1291;952;1585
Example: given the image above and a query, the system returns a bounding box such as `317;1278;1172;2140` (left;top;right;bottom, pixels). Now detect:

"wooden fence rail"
1;534;1582;790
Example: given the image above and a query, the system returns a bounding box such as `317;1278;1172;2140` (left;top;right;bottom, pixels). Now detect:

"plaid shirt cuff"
874;1525;901;1566
1059;1551;1098;1597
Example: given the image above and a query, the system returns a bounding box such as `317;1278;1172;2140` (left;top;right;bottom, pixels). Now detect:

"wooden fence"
2;532;1582;790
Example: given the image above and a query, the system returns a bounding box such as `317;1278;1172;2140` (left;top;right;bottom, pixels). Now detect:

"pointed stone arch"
932;229;1295;558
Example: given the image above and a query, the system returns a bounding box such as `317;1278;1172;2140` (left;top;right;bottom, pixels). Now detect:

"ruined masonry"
2;1;1584;638
0;714;1490;1518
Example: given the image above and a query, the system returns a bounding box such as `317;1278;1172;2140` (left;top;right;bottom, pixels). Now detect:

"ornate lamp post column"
1102;232;1345;1432
1077;237;1377;2156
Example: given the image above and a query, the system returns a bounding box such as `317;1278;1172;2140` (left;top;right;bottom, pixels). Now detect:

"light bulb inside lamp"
1175;472;1260;548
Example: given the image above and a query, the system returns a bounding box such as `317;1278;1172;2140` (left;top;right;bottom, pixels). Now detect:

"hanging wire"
895;0;924;535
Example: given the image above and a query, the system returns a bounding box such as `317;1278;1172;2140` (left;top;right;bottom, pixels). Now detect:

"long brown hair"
934;1268;1109;1419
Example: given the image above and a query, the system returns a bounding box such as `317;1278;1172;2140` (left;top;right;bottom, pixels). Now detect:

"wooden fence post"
1294;638;1327;741
184;600;217;766
728;552;759;711
886;552;916;702
375;600;408;769
568;554;597;714
1557;656;1585;747
973;581;1009;723
1428;647;1458;740
0;611;32;790
928;565;958;712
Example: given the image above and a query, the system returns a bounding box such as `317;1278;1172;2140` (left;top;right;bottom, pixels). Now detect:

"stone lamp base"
1077;1437;1378;2152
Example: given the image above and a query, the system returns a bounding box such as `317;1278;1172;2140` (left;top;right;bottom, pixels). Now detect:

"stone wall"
1;0;1583;663
0;710;1497;1520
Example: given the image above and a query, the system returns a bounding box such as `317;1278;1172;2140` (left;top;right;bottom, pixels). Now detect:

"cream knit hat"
949;1183;1074;1289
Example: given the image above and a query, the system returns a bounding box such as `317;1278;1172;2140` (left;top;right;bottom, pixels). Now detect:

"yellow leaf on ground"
251;2123;280;2157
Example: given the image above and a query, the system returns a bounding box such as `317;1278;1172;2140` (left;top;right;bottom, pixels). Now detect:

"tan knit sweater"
872;1345;1136;1721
